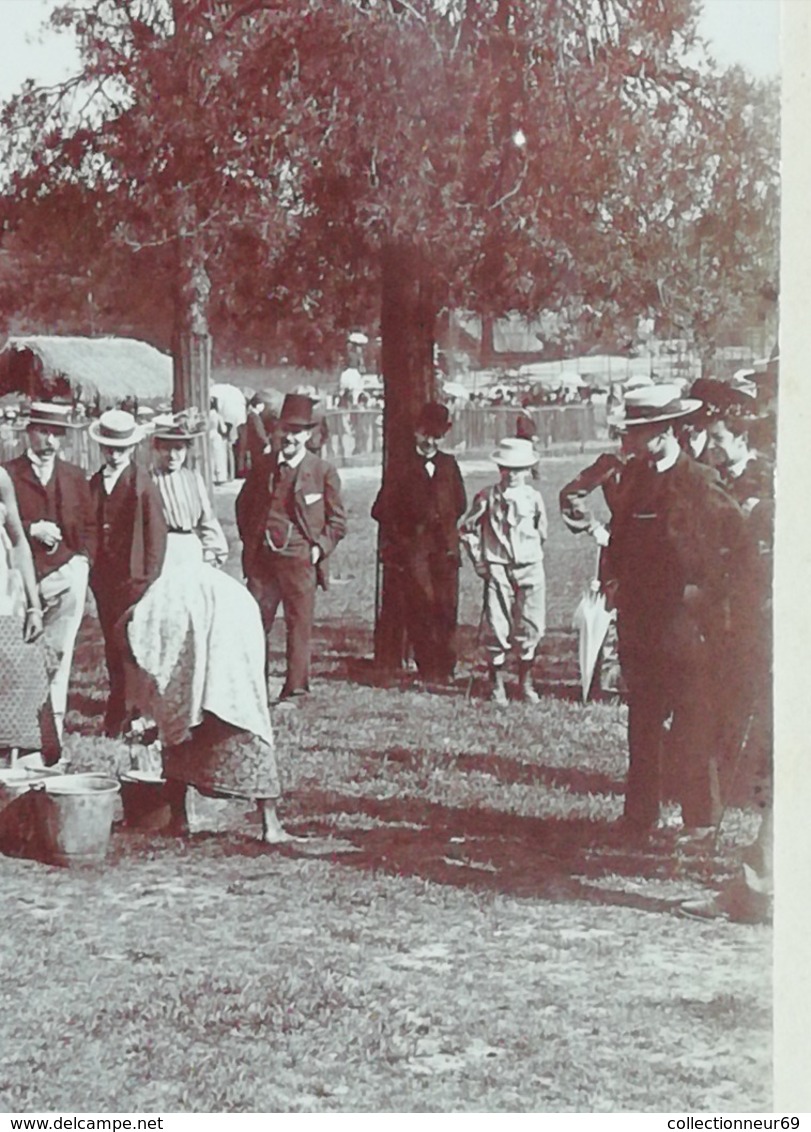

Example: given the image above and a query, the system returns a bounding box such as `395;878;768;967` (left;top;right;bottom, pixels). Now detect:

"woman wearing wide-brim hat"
459;437;548;704
125;412;297;843
87;410;168;738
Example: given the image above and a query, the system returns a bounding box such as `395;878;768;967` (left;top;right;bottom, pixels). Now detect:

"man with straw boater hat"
459;435;548;704
236;392;346;704
87;408;167;737
604;383;750;839
5;401;95;741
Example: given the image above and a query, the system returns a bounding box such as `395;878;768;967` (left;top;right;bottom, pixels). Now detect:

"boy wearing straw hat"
87;409;168;737
459;437;548;704
5;401;95;741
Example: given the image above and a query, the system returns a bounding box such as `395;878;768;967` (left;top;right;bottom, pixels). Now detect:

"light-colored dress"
127;467;279;799
0;514;59;759
208;409;231;484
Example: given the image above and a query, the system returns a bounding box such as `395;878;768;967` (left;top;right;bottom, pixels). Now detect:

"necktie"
272;460;294;492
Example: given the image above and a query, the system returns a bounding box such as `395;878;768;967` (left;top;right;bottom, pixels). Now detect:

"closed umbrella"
572;579;615;702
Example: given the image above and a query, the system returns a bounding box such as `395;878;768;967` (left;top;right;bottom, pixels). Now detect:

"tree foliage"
0;0;779;369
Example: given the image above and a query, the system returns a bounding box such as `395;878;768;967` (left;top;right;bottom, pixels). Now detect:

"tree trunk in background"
172;231;212;492
374;241;437;668
480;314;495;366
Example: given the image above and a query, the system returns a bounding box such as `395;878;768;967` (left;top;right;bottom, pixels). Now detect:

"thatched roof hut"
0;336;173;405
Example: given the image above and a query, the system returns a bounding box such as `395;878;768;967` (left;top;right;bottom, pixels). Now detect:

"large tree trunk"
480;314;495;366
171;231;212;490
374;240;437;668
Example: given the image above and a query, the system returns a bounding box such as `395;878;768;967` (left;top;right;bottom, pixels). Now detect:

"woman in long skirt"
0;468;59;764
127;413;296;843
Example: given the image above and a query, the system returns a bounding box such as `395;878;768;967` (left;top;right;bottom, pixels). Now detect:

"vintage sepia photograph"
0;0;788;1115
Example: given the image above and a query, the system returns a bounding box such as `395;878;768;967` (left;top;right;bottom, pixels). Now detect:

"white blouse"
151;467;228;566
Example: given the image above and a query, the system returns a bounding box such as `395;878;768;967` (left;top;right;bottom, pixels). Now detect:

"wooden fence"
0;427;172;473
0;403;607;474
322;403;607;464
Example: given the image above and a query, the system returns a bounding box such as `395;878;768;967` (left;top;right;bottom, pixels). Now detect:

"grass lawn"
0;449;771;1113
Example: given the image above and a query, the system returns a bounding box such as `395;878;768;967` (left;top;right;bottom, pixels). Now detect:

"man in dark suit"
5;401;95;740
236;393;347;704
606;385;751;837
87;410;167;736
371;402;467;683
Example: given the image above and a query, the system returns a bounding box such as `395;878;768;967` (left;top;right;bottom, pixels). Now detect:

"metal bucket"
120;772;172;831
31;774;120;866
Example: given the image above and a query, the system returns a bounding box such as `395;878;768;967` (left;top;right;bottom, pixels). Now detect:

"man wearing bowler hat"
236;393;347;703
87;409;168;737
5;401;95;740
372;402;467;684
606;384;750;838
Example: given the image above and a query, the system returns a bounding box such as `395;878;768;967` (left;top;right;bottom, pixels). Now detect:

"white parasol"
348;331;369;345
210;383;248;427
572;579;615;702
442;381;470;401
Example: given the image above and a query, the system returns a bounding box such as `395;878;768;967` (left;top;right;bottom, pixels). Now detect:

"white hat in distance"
491;437;537;468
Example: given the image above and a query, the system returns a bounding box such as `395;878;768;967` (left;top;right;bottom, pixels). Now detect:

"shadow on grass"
321;656;589;707
275;788;729;915
351;744;622;798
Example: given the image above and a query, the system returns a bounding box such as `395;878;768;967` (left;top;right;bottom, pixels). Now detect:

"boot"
490;666;508;705
519;660;539;704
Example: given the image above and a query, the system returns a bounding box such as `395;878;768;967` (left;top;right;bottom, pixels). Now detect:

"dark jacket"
245;411;272;469
607;452;748;647
88;462;167;610
559;451;625;535
236;450;347;589
4;454;96;579
372;450;467;562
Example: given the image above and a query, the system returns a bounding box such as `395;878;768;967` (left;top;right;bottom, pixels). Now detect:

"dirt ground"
0;450;772;1112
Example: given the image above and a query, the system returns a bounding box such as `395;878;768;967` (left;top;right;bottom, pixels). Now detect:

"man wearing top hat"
606;384;751;837
371;402;467;684
236;393;347;703
4;401;96;740
87;409;168;737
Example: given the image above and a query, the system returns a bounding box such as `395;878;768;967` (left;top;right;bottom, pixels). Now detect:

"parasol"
210;383;248;428
259;388;285;417
442;381;470;401
572;579;615;702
